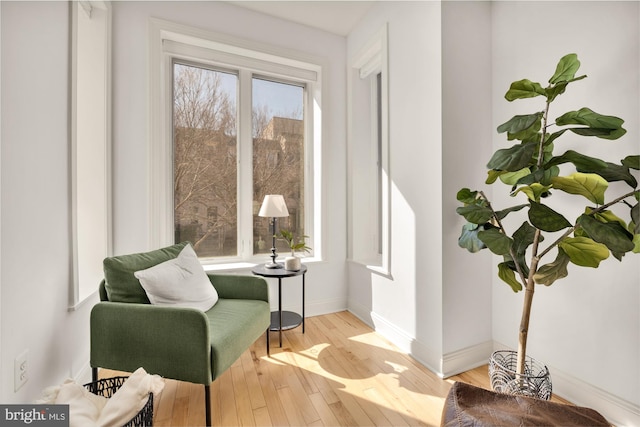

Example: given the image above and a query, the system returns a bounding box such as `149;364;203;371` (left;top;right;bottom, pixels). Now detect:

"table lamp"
258;195;289;268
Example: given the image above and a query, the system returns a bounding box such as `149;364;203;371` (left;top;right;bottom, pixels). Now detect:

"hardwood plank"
97;311;576;426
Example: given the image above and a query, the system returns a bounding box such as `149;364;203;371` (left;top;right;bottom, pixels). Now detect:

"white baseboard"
348;311;640;427
441;341;494;378
551;364;640;427
366;311;441;375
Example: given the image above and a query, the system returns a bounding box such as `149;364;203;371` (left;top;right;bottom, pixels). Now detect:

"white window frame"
347;24;390;275
70;1;112;308
148;19;322;267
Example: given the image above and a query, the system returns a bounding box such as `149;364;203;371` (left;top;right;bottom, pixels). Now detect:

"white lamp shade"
258;195;289;217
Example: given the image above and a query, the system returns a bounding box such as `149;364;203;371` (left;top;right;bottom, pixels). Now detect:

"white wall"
1;1;97;403
110;2;348;316
441;1;494;372
347;1;639;424
491;2;640;417
347;1;446;371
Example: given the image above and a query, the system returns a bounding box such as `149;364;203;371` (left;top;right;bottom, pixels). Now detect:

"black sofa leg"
92;367;98;382
205;384;212;427
266;328;270;357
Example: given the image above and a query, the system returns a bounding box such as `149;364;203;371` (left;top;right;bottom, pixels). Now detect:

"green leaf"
632;204;640;234
511;221;538;276
633;234;640;254
577;214;635;254
590;208;628;229
622;155;640;170
534;249;570;286
594;163;637;188
512;183;552;202
497;113;541;134
549;53;580;84
550;172;608;204
486;170;505;184
497;113;542;141
545;150;607;173
498;262;523;292
499;168;531;185
558;236;609;267
528;201;572;232
545;76;587;103
478;228;512;255
486;142;537;172
456;188;478;204
458;223;486;253
456;204;493;225
555;108;626;140
495;204;528;221
505;79;546;101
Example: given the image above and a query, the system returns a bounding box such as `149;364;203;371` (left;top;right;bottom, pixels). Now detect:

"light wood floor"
99;311;570;426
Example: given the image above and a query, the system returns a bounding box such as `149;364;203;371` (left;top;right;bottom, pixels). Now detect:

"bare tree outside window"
173;63;238;257
173;64;306;259
252;78;305;256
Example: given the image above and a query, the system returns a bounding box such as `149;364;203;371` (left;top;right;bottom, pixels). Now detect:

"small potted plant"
277;229;311;271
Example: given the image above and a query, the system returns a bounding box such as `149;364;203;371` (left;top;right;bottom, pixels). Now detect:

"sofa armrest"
90;302;212;385
207;274;269;302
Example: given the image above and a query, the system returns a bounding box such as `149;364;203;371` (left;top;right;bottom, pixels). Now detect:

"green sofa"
90;243;271;426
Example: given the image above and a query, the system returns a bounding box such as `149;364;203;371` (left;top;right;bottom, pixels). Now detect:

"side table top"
252;264;307;278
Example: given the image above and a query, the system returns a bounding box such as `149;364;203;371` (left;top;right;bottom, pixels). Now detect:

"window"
150;20;320;265
348;24;390;274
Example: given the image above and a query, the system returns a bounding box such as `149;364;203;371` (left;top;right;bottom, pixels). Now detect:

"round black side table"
251;264;307;348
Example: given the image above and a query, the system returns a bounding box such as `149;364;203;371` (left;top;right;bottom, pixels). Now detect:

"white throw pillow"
134;244;218;311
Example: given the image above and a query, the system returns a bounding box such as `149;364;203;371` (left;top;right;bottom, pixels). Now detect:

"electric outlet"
14;349;28;392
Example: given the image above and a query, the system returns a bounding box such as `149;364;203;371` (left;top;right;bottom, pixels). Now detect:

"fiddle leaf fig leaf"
528;201;572;232
498;262;523;292
505;79;546;101
633;234;640;254
550;173;608;204
456;188;478;204
487;142;537;172
631;204;640;234
555;108;626;140
499;168;531;185
456;204;493;225
458;223;486;253
558;236;609;267
622;155;640;170
478;228;512;255
549;53;580;84
545;150;607;173
512;183;552;202
534;249;570;286
577;214;635;254
594;163;637;188
486;170;505;184
589;208;627;229
512;222;538;275
495;204;528;220
497;113;542;140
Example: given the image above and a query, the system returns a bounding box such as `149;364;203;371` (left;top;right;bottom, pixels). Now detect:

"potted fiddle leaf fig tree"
456;53;639;399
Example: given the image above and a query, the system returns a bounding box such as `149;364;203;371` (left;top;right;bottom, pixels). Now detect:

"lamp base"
264;262;283;269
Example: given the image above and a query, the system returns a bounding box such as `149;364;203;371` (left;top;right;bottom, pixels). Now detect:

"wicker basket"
84;376;154;427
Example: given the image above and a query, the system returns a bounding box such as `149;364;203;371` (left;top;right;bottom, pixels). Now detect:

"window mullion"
238;69;254;260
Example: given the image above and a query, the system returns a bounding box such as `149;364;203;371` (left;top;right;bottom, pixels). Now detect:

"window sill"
202;257;321;273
